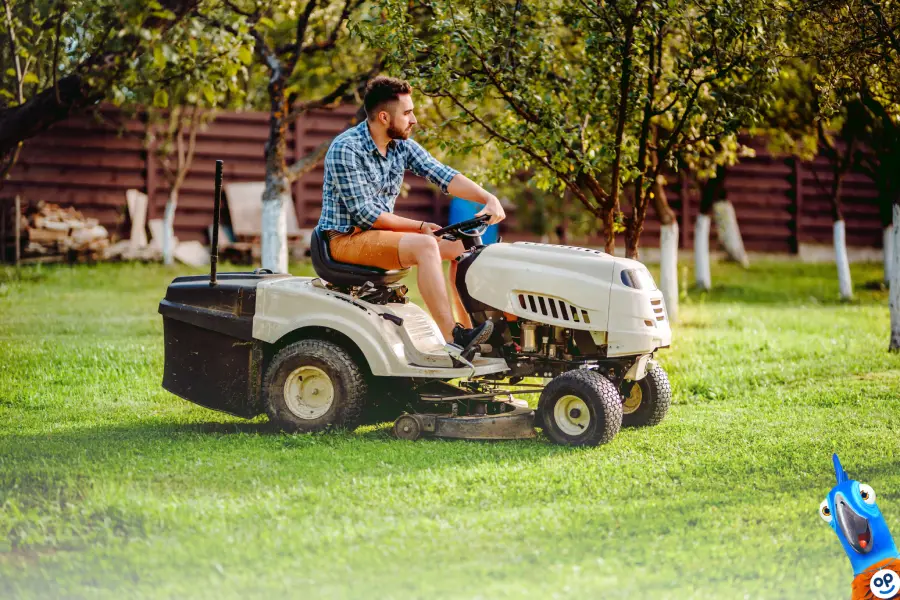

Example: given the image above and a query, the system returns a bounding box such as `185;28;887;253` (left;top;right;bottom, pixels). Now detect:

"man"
316;76;505;358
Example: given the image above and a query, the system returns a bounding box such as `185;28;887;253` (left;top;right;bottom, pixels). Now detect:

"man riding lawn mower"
158;77;672;446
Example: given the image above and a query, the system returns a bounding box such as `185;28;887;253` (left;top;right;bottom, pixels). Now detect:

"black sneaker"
452;321;494;360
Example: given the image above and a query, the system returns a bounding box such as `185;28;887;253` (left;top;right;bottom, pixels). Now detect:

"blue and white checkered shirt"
317;121;459;233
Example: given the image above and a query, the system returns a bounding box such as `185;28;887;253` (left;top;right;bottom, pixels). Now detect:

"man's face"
383;93;417;140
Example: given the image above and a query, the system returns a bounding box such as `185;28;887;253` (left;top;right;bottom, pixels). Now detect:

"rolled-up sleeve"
327;144;384;229
405;139;459;194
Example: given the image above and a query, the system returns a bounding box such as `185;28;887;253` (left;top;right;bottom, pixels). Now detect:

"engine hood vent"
517;292;592;325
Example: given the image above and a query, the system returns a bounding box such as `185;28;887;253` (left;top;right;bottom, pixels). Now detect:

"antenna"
210;159;223;287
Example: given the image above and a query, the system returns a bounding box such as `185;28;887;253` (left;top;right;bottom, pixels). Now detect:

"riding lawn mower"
158;161;672;446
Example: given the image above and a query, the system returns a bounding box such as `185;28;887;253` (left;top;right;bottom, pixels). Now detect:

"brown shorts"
326;227;407;270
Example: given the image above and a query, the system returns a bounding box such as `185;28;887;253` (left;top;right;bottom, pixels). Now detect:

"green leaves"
152;89;169;108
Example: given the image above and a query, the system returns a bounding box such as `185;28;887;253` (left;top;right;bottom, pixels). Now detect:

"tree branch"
2;0;24;105
290;0;318;68
0;0;203;156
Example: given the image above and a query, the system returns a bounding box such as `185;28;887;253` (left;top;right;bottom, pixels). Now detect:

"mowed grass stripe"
0;260;897;598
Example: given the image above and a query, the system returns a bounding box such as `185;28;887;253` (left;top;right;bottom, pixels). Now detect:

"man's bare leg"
439;239;473;328
399;233;456;341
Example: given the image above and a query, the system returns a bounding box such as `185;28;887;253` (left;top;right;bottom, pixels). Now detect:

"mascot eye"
820;500;833;523
859;484;876;505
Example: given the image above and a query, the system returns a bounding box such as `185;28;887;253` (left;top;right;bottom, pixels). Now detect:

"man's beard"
387;120;412;140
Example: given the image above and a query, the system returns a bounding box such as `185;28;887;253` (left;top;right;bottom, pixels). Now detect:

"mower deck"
393;400;536;441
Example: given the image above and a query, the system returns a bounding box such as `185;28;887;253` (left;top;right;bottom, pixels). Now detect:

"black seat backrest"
310;229;409;288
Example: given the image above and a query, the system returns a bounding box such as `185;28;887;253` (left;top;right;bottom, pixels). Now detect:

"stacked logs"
22;201;109;261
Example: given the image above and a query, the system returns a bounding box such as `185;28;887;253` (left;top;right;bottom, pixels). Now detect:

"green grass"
1;259;898;599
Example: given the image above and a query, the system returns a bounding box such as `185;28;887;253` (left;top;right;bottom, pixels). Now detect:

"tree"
800;0;900;349
133;7;253;264
215;0;379;273
0;0;209;172
366;0;781;321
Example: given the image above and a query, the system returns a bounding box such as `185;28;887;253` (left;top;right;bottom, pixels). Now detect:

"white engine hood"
463;242;617;329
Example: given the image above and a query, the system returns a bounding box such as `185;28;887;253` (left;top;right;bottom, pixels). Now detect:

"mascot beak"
836;496;873;554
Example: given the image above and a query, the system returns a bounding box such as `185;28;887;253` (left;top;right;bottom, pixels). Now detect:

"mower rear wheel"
621;365;671;428
263;339;367;433
538;370;623;446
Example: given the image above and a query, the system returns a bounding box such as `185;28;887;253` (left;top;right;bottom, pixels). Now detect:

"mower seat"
310;228;409;288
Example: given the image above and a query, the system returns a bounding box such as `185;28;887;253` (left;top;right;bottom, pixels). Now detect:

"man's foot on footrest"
452;321;494;361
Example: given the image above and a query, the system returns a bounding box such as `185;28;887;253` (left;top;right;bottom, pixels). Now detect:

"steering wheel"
432;214;491;239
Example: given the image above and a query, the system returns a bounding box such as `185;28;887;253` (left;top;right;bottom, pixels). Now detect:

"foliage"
363;0;783;254
0;0;212;157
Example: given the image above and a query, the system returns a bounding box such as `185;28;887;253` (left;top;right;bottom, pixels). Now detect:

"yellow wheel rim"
283;365;335;419
623;384;642;415
553;395;591;436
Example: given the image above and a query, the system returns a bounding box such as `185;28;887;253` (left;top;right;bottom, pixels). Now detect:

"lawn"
1;259;898;599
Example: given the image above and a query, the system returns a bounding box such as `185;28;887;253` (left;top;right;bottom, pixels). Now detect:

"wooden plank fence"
2;106;889;253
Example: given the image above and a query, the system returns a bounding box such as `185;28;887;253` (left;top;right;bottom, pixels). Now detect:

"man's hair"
364;76;411;120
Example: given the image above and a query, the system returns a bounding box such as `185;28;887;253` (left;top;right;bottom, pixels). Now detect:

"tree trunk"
653;170;678;322
262;64;290;273
659;222;679;323
890;203;900;351
828;143;852;300
163;188;178;265
885;225;893;286
712;201;749;267
606;4;642;255
696;165;723;289
695;213;712;291
834;220;853;300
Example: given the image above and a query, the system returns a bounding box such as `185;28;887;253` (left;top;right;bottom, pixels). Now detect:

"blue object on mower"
448;196;498;244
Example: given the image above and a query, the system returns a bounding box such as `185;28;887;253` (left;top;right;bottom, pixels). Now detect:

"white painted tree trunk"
884;225;893;286
712;200;749;267
659;222;679;323
890;205;900;351
694;213;712;291
162;189;178;266
261;178;289;273
834;220;853;300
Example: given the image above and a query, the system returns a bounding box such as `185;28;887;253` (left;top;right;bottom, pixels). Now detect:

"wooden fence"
2;106;888;253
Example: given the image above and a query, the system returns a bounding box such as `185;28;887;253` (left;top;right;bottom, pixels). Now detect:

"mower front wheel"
538;370;623;446
263;339;367;433
620;365;671;428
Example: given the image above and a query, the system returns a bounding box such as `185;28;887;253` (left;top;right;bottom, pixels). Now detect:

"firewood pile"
22;201;110;262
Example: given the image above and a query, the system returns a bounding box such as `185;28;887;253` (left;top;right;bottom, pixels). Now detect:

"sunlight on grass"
1;259;898;599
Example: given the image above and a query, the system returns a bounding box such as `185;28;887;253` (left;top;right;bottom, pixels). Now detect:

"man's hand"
475;193;506;225
420;222;442;235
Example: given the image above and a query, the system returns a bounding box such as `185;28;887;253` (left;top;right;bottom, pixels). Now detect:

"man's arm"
372;211;430;232
405;139;505;225
446;175;506;225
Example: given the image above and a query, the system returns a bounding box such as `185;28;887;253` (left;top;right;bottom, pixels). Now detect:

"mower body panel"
463;242;672;358
252;277;509;378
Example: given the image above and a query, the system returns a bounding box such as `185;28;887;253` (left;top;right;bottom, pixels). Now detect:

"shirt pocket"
385;163;405;196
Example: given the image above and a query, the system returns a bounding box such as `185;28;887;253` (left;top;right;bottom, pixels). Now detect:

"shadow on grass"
0;417;572;472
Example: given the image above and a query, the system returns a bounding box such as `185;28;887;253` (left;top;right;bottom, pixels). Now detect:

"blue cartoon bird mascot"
820;454;900;599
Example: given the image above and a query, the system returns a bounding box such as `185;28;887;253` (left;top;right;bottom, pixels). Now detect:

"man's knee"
439;239;466;261
400;233;440;265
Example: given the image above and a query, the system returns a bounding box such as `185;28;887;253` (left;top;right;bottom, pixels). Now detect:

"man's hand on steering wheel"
474;193;506;225
419;222;442;235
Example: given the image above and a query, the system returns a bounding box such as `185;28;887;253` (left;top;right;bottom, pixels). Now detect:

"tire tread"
539;369;623;446
263;339;367;432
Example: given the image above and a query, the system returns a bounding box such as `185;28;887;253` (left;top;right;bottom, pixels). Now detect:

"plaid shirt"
317;120;459;233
